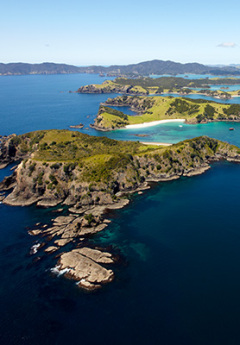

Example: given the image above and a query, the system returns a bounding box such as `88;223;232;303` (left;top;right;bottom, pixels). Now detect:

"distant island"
1;59;240;76
1;130;240;290
77;76;240;96
90;95;240;130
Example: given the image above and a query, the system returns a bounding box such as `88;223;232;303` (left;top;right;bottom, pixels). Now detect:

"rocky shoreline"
25;161;219;289
27;198;131;287
1;131;240;291
3;157;239;290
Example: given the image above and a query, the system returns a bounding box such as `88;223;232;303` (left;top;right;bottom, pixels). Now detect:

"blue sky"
1;0;240;65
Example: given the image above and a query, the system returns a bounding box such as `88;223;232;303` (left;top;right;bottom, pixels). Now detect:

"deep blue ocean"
1;74;240;345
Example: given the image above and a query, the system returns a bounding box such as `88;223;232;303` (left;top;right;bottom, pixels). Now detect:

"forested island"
90;95;240;130
77;76;240;96
1;130;240;290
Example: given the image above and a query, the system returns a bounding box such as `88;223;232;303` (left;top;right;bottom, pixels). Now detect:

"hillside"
91;96;240;130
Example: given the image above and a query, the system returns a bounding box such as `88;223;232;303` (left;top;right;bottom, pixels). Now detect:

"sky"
1;0;240;66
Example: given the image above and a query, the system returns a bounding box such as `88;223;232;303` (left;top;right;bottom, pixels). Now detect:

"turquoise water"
158;92;240;104
150;73;240;79
1;74;240;344
209;84;240;91
109;121;240;145
192;85;240;91
181;93;240;104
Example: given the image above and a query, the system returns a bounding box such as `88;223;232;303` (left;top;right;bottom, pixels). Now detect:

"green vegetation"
84;213;94;225
78;76;240;95
223;104;240;116
166;99;200;115
3;129;240;209
96;106;129;129
6;130;240;187
99;106;128;121
14;129;150;161
94;95;240;129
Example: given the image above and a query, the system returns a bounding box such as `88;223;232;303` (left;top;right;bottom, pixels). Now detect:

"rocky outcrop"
58;248;114;290
0;172;17;191
0;135;22;168
69;123;84;129
89;123;111;132
103;95;154;113
77;83;131;94
77;82;151;95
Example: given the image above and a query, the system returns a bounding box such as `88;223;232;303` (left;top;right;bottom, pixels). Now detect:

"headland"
1;129;240;290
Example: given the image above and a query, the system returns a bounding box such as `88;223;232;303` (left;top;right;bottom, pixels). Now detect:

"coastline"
2;132;240;291
125;119;185;129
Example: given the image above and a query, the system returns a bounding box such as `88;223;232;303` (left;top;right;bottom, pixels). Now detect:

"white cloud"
217;42;237;48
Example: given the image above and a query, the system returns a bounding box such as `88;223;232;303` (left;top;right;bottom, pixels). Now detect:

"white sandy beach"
125;119;185;129
140;142;172;146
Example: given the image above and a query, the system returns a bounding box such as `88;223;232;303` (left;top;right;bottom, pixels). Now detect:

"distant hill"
0;62;81;76
78;60;240;76
1;60;240;76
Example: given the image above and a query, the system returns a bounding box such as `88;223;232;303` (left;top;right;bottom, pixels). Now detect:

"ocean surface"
1;74;240;344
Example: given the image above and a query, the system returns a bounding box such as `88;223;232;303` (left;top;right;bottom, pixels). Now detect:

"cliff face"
77;81;136;94
1;131;240;208
0;134;30;168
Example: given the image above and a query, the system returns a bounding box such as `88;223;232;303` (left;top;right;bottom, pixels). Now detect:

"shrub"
28;162;36;176
84;213;94;225
49;174;58;185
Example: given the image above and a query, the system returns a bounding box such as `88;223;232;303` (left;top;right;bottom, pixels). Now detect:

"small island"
1;129;240;290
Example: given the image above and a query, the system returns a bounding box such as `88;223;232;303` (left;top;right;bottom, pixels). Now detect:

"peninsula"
1;130;240;290
90;95;240;130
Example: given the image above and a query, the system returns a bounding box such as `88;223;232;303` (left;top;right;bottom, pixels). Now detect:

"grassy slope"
12;130;240;175
96;96;238;128
4;130;240;206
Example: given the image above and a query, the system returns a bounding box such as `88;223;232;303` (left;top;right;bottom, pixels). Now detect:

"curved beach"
125;119;185;129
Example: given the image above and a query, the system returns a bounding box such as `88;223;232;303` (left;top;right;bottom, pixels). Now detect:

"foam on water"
30;243;41;255
50;266;71;277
